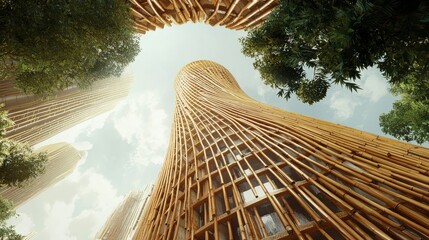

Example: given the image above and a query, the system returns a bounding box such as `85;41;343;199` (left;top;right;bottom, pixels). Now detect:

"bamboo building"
1;71;133;146
130;0;279;34
96;188;152;240
23;231;36;240
134;60;429;239
0;143;81;208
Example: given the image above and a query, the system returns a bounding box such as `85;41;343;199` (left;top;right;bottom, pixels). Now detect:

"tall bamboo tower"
1;71;133;146
130;0;278;34
95;187;152;240
0;143;81;208
134;60;429;239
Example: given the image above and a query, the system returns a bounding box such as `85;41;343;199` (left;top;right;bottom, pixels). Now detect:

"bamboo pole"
129;0;279;34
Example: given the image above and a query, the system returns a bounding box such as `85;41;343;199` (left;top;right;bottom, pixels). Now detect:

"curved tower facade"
135;61;429;239
130;0;278;34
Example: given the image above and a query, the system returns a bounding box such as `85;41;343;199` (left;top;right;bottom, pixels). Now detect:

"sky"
8;23;405;239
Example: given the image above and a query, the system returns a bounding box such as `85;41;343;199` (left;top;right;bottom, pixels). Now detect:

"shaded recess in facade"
130;0;279;34
134;60;429;240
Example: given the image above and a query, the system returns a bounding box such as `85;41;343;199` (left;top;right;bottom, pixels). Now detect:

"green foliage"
0;142;47;187
0;224;22;240
296;71;330;104
0;199;22;240
0;0;140;96
241;0;429;104
0;108;41;239
379;75;429;144
0;107;47;186
0;108;12;137
379;101;429;144
0;106;12;167
0;199;14;222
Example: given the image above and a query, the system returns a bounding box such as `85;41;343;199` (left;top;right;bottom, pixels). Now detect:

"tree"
0;224;22;240
0;109;12;168
0;142;47;187
0;0;140;96
0;198;22;240
0;108;45;238
0;106;47;186
379;75;429;144
241;0;429;104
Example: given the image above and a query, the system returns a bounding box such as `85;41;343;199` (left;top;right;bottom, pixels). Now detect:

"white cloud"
34;110;113;150
67;170;123;238
41;201;77;240
114;91;169;166
358;74;388;102
71;141;93;152
328;67;388;120
77;170;122;210
69;210;103;238
38;170;122;239
82;111;112;136
7;213;35;236
257;85;268;102
329;91;362;120
14;168;122;240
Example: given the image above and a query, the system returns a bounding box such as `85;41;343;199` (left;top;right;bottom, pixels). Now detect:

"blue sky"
8;23;403;239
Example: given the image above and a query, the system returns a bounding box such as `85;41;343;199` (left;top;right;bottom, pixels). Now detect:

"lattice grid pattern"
136;60;429;239
130;0;278;34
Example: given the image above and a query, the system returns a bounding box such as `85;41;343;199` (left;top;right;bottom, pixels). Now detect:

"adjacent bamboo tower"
0;143;81;208
130;0;278;34
134;60;429;239
1;71;133;146
96;187;152;240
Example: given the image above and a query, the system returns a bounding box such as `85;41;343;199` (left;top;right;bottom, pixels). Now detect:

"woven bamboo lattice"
134;60;429;240
130;0;278;34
